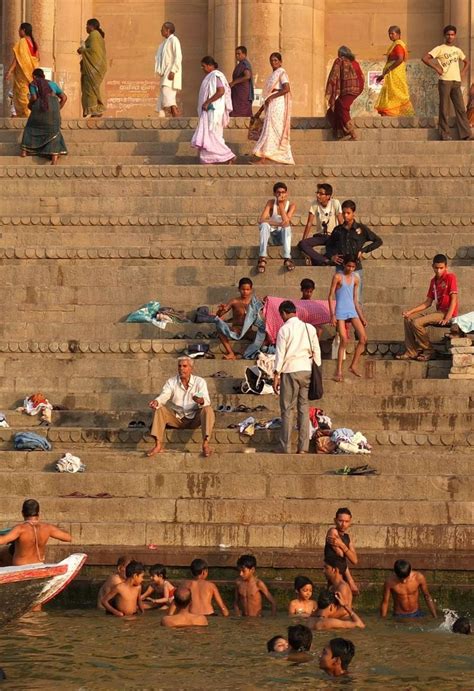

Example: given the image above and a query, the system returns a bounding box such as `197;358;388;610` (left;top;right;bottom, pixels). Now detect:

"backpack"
13;431;52;451
240;366;274;395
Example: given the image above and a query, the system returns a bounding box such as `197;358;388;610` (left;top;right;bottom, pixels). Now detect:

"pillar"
1;0;23;116
240;0;280;95
212;0;238;79
444;0;472;85
25;0;54;70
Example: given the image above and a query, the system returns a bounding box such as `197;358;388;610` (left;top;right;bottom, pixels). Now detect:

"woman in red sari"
326;46;364;140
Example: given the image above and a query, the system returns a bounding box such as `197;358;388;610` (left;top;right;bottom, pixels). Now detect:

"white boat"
0;553;87;627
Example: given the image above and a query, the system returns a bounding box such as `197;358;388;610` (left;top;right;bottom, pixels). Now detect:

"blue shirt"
29;80;63;96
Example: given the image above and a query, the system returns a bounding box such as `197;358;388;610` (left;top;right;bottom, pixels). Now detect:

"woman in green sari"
20;68;67;165
78;18;107;118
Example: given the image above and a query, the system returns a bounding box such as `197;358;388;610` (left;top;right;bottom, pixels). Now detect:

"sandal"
257;257;267;273
284;259;295;272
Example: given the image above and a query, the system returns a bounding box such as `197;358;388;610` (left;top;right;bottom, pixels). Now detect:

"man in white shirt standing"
155;22;182;118
147;356;215;458
422;25;471;141
273;301;321;454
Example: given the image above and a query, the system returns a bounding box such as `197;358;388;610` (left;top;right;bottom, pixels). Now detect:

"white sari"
191;69;235;164
253;67;294;165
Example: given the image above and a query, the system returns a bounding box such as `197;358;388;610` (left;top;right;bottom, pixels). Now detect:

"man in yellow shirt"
422;25;471;141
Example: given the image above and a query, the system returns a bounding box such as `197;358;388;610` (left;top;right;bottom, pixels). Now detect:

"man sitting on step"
147;356;215;458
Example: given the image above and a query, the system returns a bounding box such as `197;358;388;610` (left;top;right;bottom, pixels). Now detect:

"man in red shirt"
396;254;458;361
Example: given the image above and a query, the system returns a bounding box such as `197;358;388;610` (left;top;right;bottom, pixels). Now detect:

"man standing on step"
155;22;182;118
273;301;321;454
422;25;472;141
147;356;215;458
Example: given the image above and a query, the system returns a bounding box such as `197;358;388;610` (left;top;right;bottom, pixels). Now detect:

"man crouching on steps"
147;356;215;458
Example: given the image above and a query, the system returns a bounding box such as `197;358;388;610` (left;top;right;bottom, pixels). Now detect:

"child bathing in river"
140;563;176;610
101;560;145;617
234;554;276;616
97;555;131;610
183;558;229;616
288;576;318;616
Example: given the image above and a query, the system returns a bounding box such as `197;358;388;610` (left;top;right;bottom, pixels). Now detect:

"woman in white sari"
253;53;294;165
191;56;235;164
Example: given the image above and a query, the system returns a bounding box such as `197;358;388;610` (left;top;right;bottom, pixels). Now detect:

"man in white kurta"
155;22;182;117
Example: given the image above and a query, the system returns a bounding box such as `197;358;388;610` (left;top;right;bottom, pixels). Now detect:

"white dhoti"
156;85;177;113
155;34;182;116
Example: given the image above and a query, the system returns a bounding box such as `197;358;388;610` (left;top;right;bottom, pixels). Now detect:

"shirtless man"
216;277;257;360
234;554;276;617
97;555;131;609
323;555;353;616
101;560;145;617
324;507;359;595
380;559;437;619
0;499;72;566
185;558;229;616
312;591;365;631
161;587;208;628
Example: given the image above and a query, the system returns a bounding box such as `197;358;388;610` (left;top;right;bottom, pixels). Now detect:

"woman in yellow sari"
376;26;415;117
78;18;107;118
4;23;40;118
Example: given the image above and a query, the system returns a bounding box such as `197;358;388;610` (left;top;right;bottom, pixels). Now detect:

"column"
212;0;238;78
25;0;54;70
1;0;23;116
240;0;280;96
445;0;471;85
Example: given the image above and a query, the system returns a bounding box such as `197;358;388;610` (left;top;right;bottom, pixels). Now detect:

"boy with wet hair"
323;553;353;614
184;558;229;616
216;277;264;360
161;586;208;628
287;624;313;662
452;617;471;635
397;253;458;361
257;181;296;273
235;554;276;616
101;560;145;617
319;637;355;677
380;559;437;618
288;575;317;616
267;635;289;653
325;507;359;595
313;590;365;630
97;555;131;609
140;563;175;609
299;183;343;266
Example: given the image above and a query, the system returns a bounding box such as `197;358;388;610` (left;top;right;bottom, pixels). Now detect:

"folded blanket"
264;297;332;344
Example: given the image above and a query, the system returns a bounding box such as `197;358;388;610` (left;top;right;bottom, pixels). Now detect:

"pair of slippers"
128;420;146;428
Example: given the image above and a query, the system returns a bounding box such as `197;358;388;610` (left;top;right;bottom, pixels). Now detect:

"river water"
0;610;472;689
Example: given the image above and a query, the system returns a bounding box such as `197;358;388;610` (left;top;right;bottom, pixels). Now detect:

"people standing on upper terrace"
325;46;364;141
78;18;107;118
396;253;458;362
4;23;40;118
155;22;182;118
229;46;254;117
375;26;415;117
252;53;295;165
191;56;235;164
422;25;472;141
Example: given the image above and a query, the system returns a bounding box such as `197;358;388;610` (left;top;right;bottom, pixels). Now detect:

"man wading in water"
0;498;72;566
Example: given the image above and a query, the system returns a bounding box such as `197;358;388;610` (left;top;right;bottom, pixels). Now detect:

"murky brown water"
0;610;472;689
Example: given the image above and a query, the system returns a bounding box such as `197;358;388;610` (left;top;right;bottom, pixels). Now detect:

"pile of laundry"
0;413;9;428
310;407;372;455
126;301;190;329
216;404;268;413
56;452;86;473
16;392;53;426
227;416;282;436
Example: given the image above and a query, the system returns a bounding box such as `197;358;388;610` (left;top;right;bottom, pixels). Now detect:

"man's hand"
168;71;175;80
149;399;159;409
327;534;346;551
334;591;349;609
402;310;411;319
331;316;337;328
332;254;343;265
273;373;280;394
192;395;204;405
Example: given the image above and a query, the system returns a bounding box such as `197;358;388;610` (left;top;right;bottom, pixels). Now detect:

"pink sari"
191;69;235;164
253;67;294;165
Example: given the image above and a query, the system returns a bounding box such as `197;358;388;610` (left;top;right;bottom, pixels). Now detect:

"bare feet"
223;353;237;360
147;444;164;457
333;374;344;382
20;150;27;158
201;442;212;458
51;155;59;166
348;367;362;377
226;156;237;165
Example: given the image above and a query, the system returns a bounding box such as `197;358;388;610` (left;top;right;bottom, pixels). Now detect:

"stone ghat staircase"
0;117;472;569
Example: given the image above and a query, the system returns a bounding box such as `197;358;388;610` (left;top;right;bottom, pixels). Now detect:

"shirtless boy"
312;591;365;631
380;559;437;619
324;507;359;595
288;575;317;616
140;563;175;610
0;498;72;566
185;558;229;616
97;555;131;609
216;277;256;360
323;554;353;616
161;587;208;628
319;638;356;677
101;560;145;617
234;554;276;617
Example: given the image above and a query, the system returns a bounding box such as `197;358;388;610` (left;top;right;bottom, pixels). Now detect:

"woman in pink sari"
253;53;294;165
191;56;235;164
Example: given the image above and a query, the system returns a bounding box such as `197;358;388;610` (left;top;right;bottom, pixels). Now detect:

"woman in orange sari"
375;26;415;117
5;23;40;118
253;53;294;165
